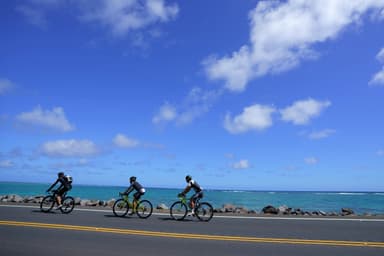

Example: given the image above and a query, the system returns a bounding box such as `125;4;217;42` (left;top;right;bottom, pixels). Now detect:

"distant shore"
2;194;384;218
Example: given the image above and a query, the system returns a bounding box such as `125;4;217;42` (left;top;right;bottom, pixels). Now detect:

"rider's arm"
181;185;191;195
47;179;59;192
123;185;134;195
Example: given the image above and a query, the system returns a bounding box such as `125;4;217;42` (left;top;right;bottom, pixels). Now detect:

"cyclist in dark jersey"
47;172;72;209
179;175;203;215
120;176;146;214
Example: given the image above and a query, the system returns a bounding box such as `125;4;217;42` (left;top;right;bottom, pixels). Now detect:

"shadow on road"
158;217;193;222
31;209;58;214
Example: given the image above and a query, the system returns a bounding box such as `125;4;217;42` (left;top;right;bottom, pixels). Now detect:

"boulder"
278;205;292;215
80;200;90;206
319;210;327;216
341;208;354;216
107;199;116;207
74;197;81;205
86;200;99;207
156;203;168;210
222;204;236;213
234;207;248;214
99;200;107;207
11;195;24;203
262;205;279;214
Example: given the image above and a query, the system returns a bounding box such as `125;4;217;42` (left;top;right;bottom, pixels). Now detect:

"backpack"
65;175;73;184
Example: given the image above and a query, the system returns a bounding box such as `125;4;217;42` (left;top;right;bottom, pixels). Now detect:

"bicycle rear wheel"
136;200;153;219
113;199;129;217
170;201;187;221
195;202;214;222
60;196;75;214
40;195;55;213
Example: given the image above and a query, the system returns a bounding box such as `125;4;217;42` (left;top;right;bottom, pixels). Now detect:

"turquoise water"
1;182;383;214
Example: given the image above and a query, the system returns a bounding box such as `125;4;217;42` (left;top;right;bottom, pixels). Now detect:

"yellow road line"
0;220;383;248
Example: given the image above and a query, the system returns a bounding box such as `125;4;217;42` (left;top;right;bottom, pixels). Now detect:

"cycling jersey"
124;181;146;194
187;180;203;193
47;176;72;192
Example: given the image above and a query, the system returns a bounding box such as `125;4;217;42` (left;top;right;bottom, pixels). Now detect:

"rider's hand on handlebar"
178;193;184;197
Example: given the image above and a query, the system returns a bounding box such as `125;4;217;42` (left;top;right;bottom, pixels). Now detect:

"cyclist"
120;176;145;215
178;175;203;215
46;172;73;209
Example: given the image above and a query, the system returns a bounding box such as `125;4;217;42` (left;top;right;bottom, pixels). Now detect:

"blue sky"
1;0;384;191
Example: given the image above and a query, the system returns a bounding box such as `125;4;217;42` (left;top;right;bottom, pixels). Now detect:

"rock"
234;207;248;214
86;200;99;207
23;196;35;203
11;195;24;203
262;205;279;214
248;210;257;214
33;196;44;203
156;203;168;210
80;200;90;206
278;205;292;215
341;208;354;216
74;197;81;205
319;210;327;216
223;204;236;213
99;200;107;207
107;199;116;207
214;208;225;213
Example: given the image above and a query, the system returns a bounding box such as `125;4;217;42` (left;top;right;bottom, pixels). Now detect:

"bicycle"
112;194;153;219
40;190;75;214
170;195;214;221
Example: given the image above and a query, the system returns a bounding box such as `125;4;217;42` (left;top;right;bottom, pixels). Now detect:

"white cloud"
305;157;318;165
308;129;336;140
40;139;99;157
370;69;384;85
224;104;276;134
204;0;384;92
232;159;250;169
280;98;331;125
113;133;140;148
369;47;384;86
0;160;14;168
80;0;179;36
152;102;177;124
16;0;179;36
16;106;75;132
153;88;222;126
0;78;14;95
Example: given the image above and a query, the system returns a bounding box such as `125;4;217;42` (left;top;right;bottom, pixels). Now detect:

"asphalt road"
0;204;383;256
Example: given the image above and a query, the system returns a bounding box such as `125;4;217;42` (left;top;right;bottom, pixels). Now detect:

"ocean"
1;182;383;214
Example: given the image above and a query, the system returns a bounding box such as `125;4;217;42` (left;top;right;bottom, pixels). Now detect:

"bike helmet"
58;172;64;177
129;176;137;183
185;175;192;182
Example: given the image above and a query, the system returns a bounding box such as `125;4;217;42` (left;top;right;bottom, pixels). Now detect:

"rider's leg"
131;192;141;213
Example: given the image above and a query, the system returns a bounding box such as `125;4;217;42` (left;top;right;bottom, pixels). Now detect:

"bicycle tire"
40;195;55;213
60;196;75;214
136;200;153;219
113;199;130;217
170;201;188;221
195;202;214;222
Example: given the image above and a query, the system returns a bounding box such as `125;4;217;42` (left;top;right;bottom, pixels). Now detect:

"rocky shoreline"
1;194;382;217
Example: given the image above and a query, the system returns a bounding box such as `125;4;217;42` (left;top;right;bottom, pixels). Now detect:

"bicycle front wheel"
195;202;214;222
170;201;187;221
60;196;75;214
136;200;153;219
113;199;129;217
40;195;55;213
